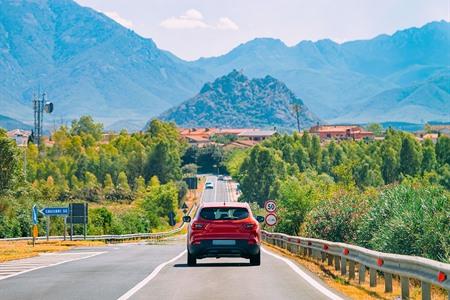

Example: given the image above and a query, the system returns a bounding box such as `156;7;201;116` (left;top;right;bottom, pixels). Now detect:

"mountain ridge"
160;70;319;130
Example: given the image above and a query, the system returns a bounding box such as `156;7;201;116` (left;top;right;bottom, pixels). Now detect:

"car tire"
250;252;260;266
187;251;197;266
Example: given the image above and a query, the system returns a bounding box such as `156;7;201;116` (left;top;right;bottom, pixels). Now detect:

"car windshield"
199;207;249;220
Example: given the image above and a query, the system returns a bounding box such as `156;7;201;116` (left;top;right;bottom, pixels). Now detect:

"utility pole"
292;104;301;132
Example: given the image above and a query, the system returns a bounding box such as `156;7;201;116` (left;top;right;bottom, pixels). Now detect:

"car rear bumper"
188;239;260;259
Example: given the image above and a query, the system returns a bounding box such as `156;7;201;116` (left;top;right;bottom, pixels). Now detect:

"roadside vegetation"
0;117;192;238
226;130;450;262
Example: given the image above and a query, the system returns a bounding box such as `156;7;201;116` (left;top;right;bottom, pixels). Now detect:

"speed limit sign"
264;200;277;213
265;213;277;226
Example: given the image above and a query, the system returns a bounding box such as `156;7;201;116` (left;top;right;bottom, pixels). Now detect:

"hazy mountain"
0;0;207;127
191;21;450;123
0;115;32;131
333;71;450;123
0;0;448;128
160;70;319;130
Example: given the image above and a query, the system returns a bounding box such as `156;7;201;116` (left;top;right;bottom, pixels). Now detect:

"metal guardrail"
0;203;198;243
262;231;450;300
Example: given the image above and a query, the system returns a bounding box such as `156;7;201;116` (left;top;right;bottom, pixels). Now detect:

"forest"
226;130;450;262
0;117;189;237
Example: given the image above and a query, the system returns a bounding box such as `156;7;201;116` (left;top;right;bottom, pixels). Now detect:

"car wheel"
187;251;197;266
250;252;260;266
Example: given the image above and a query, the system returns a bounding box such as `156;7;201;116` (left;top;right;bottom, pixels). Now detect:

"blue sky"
75;0;450;61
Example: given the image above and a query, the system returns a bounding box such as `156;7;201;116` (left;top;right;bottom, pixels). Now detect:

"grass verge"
0;240;104;263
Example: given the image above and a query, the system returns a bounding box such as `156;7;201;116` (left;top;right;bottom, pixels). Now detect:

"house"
309;125;374;141
237;130;277;141
7;129;31;147
179;127;277;147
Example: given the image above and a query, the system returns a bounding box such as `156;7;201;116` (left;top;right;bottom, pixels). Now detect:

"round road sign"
265;213;277;226
264;200;277;213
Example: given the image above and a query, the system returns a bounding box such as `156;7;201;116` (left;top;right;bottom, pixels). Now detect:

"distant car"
218;175;224;181
183;202;264;266
205;182;214;189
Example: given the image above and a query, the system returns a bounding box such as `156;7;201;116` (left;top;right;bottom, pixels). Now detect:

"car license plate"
212;240;235;246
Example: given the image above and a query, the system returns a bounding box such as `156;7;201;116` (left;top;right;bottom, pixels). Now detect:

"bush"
302;193;370;243
357;183;450;262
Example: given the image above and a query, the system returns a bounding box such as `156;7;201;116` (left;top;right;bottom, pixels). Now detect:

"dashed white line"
262;247;345;300
117;250;186;300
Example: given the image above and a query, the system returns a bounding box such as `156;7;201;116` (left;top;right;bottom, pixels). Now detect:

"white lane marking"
0;251;105;281
117;250;186;300
213;176;218;202
262;247;345;300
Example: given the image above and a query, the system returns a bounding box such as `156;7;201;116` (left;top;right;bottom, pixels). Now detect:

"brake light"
242;223;256;230
192;222;205;230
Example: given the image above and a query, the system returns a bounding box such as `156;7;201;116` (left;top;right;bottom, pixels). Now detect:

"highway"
0;176;347;300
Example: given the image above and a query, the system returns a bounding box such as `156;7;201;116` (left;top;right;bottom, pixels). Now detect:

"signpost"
67;203;88;240
31;205;39;246
264;200;278;227
181;202;188;215
264;200;277;213
168;211;176;226
183;177;198;190
40;207;69;241
265;213;278;226
40;207;69;216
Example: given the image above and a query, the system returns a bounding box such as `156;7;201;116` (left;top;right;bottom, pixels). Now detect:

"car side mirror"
183;216;191;223
256;216;264;223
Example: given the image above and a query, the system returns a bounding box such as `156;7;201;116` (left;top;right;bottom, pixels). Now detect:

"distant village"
6;124;450;148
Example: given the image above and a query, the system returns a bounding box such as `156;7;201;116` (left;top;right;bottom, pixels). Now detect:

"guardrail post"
341;257;347;275
359;264;366;284
384;273;393;293
334;255;341;271
369;268;377;287
348;261;355;279
321;251;326;263
421;281;431;300
327;254;333;266
307;247;312;257
303;247;307;256
401;276;409;300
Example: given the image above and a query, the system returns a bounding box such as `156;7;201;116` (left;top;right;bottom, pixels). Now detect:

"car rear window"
199;207;249;220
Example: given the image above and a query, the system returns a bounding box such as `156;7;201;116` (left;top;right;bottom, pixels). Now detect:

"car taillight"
242;223;256;230
192;223;205;230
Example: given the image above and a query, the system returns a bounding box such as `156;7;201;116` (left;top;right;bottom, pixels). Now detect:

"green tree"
381;146;399;184
0;136;19;194
399;136;422;176
145;141;181;184
366;123;383;136
308;135;321;169
422;145;436;173
436;136;450;166
70;116;104;141
117;171;131;194
239;145;286;206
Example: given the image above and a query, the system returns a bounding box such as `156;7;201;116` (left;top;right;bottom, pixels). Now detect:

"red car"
183;202;264;266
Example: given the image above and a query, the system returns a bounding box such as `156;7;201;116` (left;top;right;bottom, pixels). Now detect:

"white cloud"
160;9;209;29
103;11;133;29
217;17;239;30
160;9;238;31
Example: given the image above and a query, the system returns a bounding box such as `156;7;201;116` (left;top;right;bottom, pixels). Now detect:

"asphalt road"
0;175;347;300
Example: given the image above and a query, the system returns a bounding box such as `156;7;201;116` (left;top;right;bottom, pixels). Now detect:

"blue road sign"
32;205;39;224
41;207;69;216
168;211;176;226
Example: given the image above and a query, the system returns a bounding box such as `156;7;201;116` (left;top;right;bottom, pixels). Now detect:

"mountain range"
160;70;318;130
0;0;449;130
